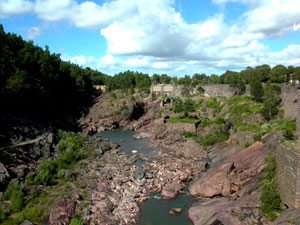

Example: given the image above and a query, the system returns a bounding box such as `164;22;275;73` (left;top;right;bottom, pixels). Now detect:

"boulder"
161;188;176;200
49;198;77;225
20;220;34;225
189;142;268;198
64;170;75;179
0;163;10;186
188;192;260;225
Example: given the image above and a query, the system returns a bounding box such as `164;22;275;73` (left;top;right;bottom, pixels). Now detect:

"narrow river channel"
101;130;194;225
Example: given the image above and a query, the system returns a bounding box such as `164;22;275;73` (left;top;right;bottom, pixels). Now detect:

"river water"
101;130;194;225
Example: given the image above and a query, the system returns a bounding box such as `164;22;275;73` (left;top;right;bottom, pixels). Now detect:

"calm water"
137;193;194;225
100;130;194;225
101;130;160;157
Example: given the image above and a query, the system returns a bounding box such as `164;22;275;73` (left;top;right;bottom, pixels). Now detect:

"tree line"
1;23;299;121
0;25;102;120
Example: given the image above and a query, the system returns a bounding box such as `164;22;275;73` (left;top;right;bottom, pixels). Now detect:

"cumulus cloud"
1;0;300;74
0;0;33;18
34;0;138;28
244;0;300;38
27;26;42;39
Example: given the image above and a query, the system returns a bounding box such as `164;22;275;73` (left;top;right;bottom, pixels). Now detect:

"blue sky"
0;0;300;76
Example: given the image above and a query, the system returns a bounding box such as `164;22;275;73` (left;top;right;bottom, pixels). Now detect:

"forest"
1;24;300;121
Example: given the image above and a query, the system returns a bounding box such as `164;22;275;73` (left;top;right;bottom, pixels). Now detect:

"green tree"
270;65;288;83
160;74;172;84
181;85;191;97
261;82;281;120
250;78;264;102
255;64;271;82
173;98;183;114
197;86;205;95
182;98;195;117
210;74;220;84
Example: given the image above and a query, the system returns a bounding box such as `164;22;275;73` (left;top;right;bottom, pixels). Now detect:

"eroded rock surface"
189;142;268;198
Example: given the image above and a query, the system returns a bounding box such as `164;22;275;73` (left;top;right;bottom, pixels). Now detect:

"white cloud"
0;0;33;18
244;0;300;38
34;0;138;28
27;26;42;39
153;62;168;69
1;0;300;75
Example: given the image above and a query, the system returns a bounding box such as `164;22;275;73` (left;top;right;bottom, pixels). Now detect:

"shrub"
168;116;199;124
238;214;245;221
199;118;212;128
58;131;86;152
9;190;24;213
34;159;57;185
0;205;6;223
215;116;225;124
206;100;218;109
57;169;66;179
197;132;228;147
283;129;296;141
70;216;84;225
260;153;282;221
244;142;251;148
2;181;23;200
182;131;197;138
254;134;262;142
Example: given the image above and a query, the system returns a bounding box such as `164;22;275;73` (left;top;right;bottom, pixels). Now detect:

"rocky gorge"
0;89;298;225
77;91;289;225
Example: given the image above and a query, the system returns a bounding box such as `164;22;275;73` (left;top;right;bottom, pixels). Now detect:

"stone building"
150;84;179;98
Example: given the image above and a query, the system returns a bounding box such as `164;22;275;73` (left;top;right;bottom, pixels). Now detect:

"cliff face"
281;86;298;120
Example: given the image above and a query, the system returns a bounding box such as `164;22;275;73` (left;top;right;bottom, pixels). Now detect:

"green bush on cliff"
168;116;199;123
182;131;197;138
34;159;57;185
0;205;6;223
9;190;25;213
2;181;24;201
58;131;86;152
70;216;85;225
34;131;89;185
260;153;282;221
198;118;212;128
197;131;228;147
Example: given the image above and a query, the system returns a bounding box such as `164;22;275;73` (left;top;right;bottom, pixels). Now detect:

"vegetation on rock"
260;153;282;221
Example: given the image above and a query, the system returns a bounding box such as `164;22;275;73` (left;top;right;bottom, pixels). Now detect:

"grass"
168;116;199;123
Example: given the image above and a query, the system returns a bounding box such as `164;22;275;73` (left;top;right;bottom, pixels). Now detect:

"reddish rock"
49;198;77;225
189;142;268;198
274;208;300;225
188;191;260;225
161;188;176;200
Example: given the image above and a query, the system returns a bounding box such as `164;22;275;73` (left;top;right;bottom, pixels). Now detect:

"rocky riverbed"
83;130;207;225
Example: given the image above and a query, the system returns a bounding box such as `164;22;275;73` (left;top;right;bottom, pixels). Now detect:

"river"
101;130;194;225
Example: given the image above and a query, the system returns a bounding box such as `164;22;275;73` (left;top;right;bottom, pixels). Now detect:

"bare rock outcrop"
189;142;268;198
49;198;77;225
188;191;261;225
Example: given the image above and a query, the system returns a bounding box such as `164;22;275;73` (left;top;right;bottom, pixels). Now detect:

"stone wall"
275;143;300;208
202;84;251;97
150;84;299;120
